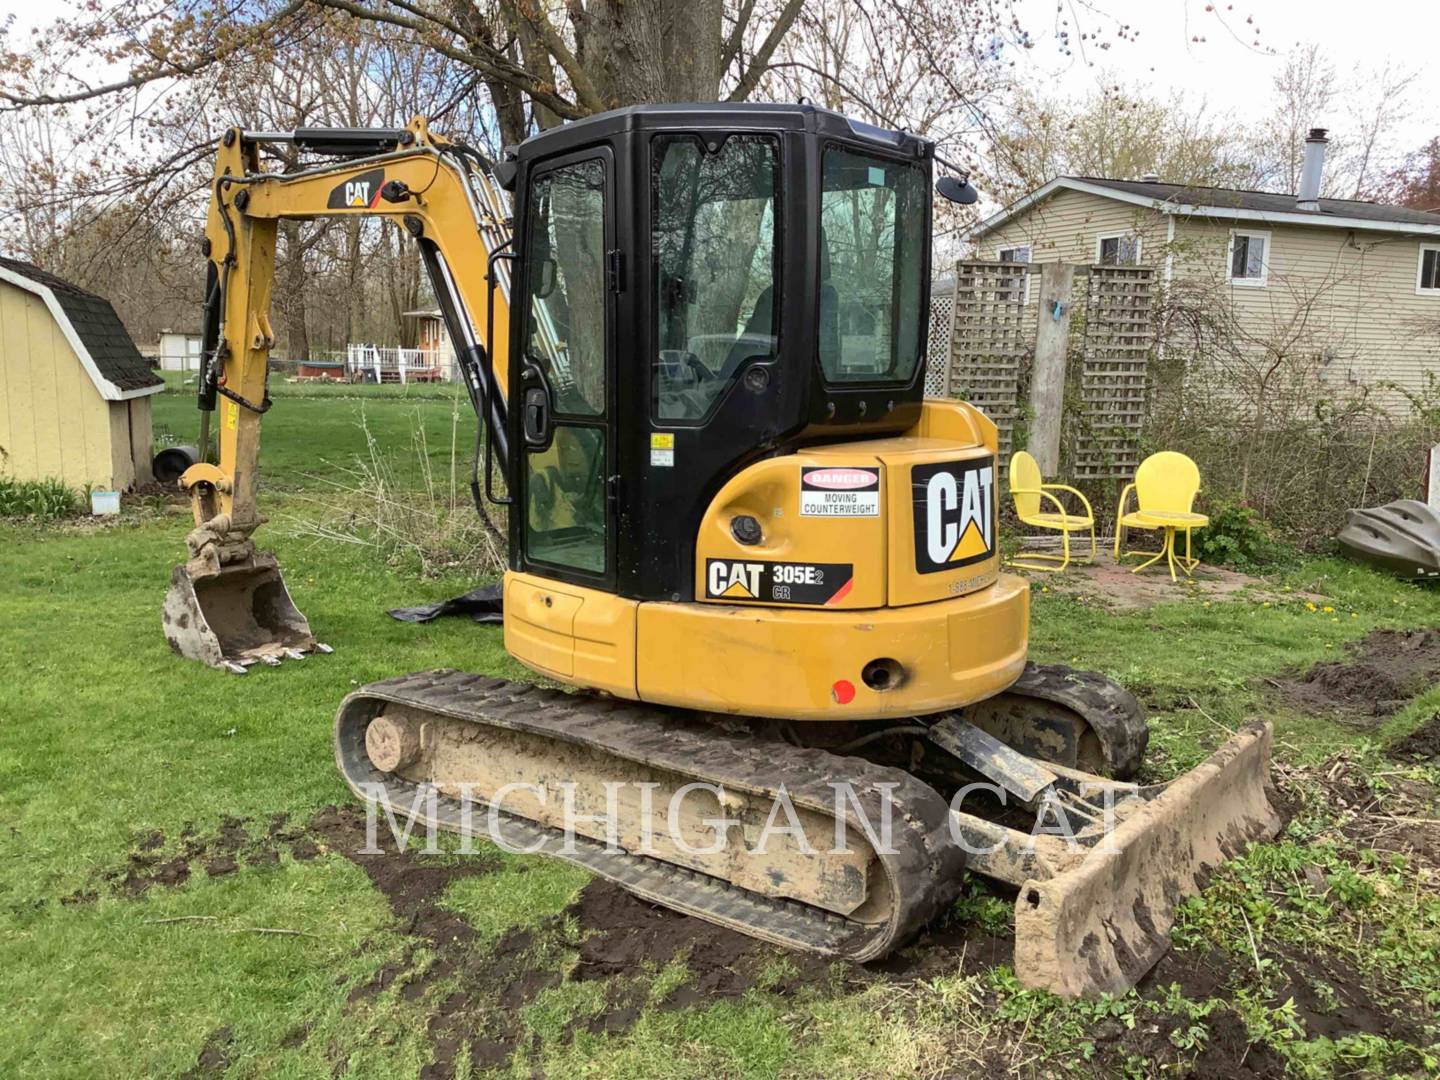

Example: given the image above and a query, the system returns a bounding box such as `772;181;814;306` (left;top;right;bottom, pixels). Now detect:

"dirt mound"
105;816;254;898
182;1025;233;1078
1390;713;1440;762
1269;629;1440;727
571;878;837;999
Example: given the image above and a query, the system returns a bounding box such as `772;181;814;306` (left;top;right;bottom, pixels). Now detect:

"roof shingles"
0;255;162;393
1069;177;1440;228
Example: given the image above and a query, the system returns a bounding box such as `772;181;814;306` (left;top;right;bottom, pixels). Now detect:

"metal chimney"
1297;128;1328;211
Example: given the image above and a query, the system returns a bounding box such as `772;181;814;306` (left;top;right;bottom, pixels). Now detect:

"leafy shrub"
0;477;81;520
1191;497;1291;570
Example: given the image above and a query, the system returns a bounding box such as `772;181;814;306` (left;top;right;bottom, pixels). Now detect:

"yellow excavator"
162;105;1278;996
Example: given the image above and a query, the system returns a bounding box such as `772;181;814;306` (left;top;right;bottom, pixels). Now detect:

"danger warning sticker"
800;467;880;517
705;559;854;605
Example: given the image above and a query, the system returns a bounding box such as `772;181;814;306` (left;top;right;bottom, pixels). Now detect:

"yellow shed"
0;256;164;491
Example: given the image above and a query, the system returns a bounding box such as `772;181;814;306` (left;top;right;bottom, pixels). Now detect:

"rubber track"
1003;662;1150;780
334;670;968;963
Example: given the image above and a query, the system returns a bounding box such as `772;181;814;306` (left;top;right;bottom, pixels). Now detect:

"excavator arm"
163;118;514;671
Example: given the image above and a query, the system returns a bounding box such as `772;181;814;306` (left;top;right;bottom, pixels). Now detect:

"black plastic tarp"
387;583;504;624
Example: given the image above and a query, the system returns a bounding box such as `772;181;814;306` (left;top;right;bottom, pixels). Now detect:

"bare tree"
1344;64;1420;201
0;0;1148;348
984;83;1263;206
0;1;808;147
1249;43;1415;199
1161;265;1363;500
1372;138;1440;212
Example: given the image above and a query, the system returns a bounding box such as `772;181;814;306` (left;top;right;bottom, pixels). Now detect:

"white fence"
305;345;452;383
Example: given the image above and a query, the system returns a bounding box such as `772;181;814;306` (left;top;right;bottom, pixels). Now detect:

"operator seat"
721;227;839;379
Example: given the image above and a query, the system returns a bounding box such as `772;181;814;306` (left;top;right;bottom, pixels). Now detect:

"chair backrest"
1134;451;1201;514
1008;451;1043;518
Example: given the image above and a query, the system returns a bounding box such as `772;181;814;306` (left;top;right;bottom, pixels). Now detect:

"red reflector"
831;679;856;705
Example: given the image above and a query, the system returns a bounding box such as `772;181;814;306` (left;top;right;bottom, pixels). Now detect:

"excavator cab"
493;105;1039;717
505;106;933;600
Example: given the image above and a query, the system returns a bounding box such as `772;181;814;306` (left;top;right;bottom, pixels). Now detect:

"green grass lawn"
2;392;1438;1078
152;379;473;493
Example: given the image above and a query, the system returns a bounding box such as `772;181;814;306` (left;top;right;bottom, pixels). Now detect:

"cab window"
818;148;926;384
652;135;779;421
524;159;607;417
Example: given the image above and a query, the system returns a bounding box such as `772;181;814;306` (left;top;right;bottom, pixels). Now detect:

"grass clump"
283;404;507;578
0;476;81;520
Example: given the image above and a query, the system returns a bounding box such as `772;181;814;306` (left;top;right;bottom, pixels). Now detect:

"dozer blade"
1011;723;1280;996
163;551;318;670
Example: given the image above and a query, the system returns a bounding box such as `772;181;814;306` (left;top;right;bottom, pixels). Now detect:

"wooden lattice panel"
1073;266;1155;479
947;261;1031;460
924;286;956;398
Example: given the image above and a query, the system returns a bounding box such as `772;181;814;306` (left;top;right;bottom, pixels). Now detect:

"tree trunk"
277;218;311;363
580;0;726;107
343;217;364;345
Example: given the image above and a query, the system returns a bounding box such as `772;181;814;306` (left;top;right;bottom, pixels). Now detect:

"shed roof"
970;176;1440;242
0;255;164;399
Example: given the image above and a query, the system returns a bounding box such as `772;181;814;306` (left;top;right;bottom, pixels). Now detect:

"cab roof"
514;102;932;163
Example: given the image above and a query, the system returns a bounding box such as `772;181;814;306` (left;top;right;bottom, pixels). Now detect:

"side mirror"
937;175;979;206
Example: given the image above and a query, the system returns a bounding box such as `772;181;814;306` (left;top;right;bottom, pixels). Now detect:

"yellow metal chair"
1114;451;1209;581
1006;450;1096;572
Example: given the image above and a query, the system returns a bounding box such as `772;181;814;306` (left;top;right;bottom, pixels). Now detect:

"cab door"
514;149;616;588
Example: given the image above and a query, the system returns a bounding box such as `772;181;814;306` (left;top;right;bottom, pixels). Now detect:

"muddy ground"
87;779;1435;1080
79;625;1440;1076
1267;628;1440;728
1028;556;1325;612
1390;710;1440;763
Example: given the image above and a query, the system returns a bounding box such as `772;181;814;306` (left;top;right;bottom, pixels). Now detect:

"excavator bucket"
162;551;320;672
1008;723;1280;996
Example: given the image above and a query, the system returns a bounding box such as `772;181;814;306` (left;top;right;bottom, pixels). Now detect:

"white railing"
336;344;450;384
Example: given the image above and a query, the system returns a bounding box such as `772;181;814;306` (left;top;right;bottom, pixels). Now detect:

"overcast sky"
1006;0;1434;148
2;0;1431;150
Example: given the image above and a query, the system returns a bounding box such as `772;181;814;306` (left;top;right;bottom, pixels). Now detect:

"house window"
1227;230;1270;286
1418;246;1440;295
997;245;1030;302
1096;233;1140;266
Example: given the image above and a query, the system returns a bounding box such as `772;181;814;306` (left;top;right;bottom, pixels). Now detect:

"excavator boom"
164;118;513;670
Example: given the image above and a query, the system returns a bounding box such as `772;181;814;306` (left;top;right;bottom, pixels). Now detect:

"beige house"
969;153;1440;398
0;256;164;490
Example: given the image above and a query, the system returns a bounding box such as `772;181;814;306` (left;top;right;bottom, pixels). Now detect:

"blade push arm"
182;117;512;550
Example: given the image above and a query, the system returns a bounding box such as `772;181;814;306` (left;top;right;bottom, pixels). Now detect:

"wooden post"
1428;445;1440;510
1029;263;1075;475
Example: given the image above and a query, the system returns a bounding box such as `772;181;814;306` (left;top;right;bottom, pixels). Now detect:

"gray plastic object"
153;445;201;485
1336;499;1440;580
